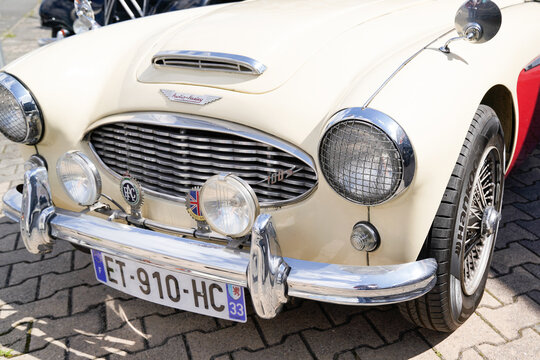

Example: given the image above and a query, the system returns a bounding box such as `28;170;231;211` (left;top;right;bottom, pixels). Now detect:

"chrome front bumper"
2;167;437;319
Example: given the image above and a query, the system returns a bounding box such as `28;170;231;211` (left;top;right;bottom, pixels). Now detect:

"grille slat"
90;122;317;205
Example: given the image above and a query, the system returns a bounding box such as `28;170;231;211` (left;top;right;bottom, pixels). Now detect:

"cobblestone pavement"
0;5;539;360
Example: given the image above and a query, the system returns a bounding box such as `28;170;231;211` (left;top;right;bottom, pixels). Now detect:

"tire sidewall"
448;111;504;326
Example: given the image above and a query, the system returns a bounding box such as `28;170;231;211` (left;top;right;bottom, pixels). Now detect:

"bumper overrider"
2;167;437;319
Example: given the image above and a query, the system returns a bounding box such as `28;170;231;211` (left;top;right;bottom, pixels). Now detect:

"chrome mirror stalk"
440;0;502;54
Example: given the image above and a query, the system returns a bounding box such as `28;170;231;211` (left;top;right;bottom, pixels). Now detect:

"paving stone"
528;290;540;306
0;229;18;252
106;296;176;331
18;340;67;360
0;290;69;333
303;315;384;360
0;321;30;354
460;347;484;360
144;311;216;347
503;176;525;190
522;263;540;279
74;250;92;270
233;334;312;360
520;238;540;257
9;252;71;286
257;300;331;345
0;277;38;305
71;284;132;314
335;351;356;360
420;313;504;359
354;332;438;360
514;199;540;218
318;302;373;326
38;265;98;299
478;289;504;309
502;189;528;205
499;205;533;226
513;155;540;173
476;295;540;340
477;328;540;359
0;265;9;288
495;222;537;250
115;335;188;360
365;306;416;343
42;240;74;259
512;180;540;201
67;320;146;359
29;309;104;351
484;267;539;304
0;248;42;268
185;319;264;360
491;242;538;275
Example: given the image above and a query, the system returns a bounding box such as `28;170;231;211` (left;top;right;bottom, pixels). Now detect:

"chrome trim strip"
3;184;438;307
525;56;540;72
84;112;318;207
319;107;416;205
152;50;267;75
0;72;43;144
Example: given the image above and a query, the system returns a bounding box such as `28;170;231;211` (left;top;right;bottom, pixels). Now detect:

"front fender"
348;2;540;265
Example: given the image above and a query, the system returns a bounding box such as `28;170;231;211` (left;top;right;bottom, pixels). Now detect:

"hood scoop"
152;50;267;75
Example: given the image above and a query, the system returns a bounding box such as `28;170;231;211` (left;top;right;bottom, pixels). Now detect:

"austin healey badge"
120;174;143;211
160;89;221;105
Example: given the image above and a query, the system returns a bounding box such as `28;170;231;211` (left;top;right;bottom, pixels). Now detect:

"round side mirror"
455;0;502;44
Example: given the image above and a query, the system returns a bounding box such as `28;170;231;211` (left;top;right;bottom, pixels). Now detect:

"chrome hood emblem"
160;90;221;105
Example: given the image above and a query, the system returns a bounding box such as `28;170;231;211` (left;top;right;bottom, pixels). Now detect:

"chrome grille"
89;121;317;206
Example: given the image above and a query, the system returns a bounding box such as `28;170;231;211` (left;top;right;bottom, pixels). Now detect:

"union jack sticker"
186;188;205;222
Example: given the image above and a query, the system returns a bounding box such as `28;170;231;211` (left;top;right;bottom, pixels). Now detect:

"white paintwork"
4;0;539;266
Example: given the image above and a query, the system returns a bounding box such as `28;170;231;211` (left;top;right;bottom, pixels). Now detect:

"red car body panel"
508;56;540;173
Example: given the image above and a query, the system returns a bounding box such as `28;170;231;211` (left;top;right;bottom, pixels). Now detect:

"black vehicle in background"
39;0;239;38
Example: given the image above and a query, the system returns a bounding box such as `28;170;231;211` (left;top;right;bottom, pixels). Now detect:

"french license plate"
91;250;247;322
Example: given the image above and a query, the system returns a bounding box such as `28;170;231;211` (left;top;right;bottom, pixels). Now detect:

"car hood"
137;0;456;94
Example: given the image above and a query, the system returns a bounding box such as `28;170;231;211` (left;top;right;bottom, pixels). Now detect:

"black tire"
399;105;505;332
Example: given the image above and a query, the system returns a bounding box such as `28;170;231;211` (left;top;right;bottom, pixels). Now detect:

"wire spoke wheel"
461;147;501;295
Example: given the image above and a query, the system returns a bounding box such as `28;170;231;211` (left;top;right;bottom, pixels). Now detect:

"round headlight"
0;72;43;144
200;174;259;237
57;151;102;206
319;108;415;205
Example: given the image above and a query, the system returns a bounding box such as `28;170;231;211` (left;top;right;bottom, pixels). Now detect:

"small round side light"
350;222;380;252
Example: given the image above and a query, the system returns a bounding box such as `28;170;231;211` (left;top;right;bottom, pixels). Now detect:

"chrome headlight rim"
56;150;102;206
200;173;260;238
0;72;43;144
318;107;415;206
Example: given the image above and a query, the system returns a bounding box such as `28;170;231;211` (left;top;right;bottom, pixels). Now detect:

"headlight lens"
319;108;414;205
57;151;102;206
200;174;259;237
0;72;43;144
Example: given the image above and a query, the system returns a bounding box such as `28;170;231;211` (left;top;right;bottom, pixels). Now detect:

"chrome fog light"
0;72;43;144
350;222;380;252
200;174;259;237
56;151;101;206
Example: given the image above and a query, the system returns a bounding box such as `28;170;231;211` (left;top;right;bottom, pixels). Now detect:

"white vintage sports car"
1;0;539;332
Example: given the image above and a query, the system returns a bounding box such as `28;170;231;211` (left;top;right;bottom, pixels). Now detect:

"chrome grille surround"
86;113;317;207
318;108;415;206
152;51;267;75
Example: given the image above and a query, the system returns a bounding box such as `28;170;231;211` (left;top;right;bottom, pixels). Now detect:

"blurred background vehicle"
39;0;240;42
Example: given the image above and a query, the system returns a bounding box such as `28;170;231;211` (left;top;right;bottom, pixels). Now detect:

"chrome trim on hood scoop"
152;50;267;75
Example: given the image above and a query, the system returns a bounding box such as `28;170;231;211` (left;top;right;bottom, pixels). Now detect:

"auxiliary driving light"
200;174;259;237
350;222;380;252
56;151;102;206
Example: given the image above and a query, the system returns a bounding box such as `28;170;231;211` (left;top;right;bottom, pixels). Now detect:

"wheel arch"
480;85;516;168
